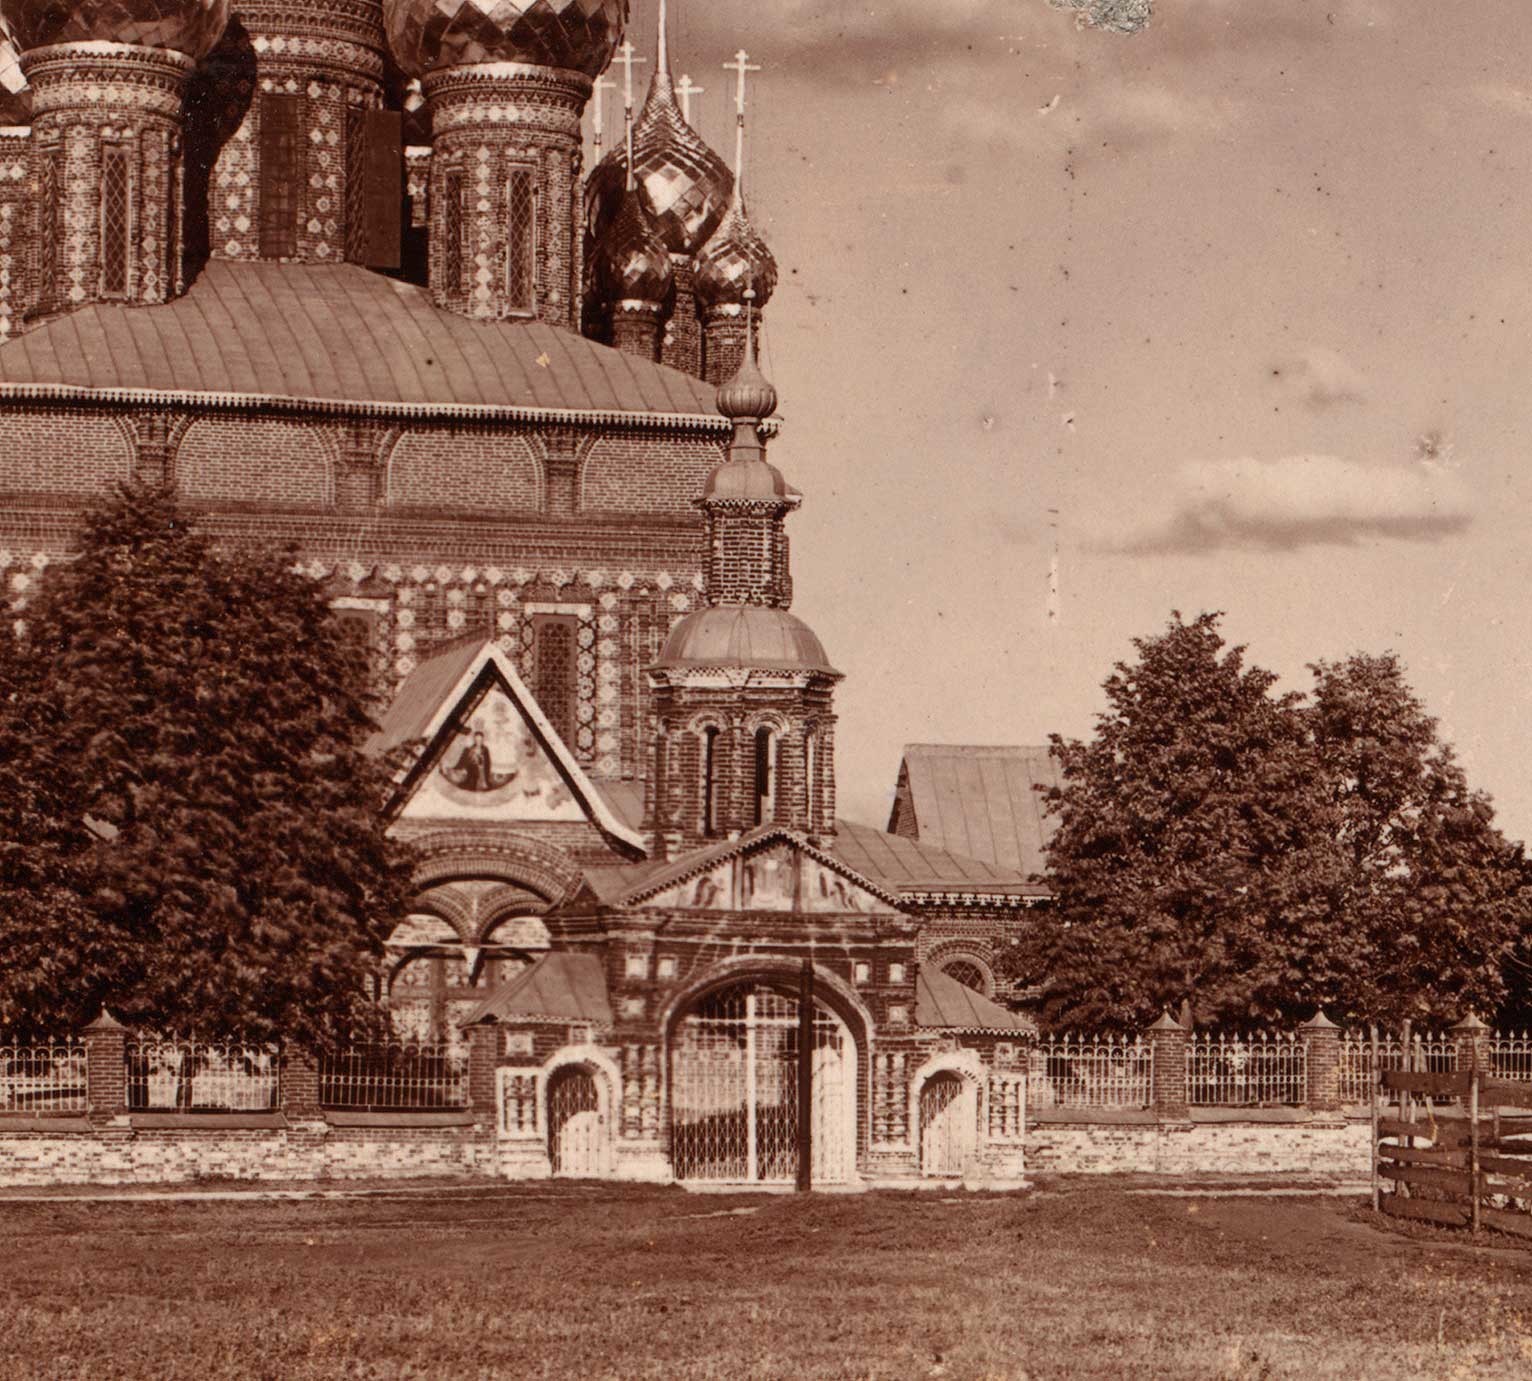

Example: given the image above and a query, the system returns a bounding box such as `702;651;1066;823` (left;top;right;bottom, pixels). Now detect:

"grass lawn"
2;1181;1531;1379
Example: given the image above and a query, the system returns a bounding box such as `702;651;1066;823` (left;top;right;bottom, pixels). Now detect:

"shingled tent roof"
461;953;613;1027
886;745;1060;877
915;967;1035;1033
0;260;728;425
831;819;1049;899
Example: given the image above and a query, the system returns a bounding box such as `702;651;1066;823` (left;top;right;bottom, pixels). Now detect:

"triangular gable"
461;953;614;1027
617;826;902;916
387;640;646;852
916;967;1036;1033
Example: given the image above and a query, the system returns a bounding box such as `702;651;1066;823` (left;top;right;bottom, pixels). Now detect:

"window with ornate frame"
753;725;776;826
442;167;464;297
702;725;721;837
35;143;62;310
531;614;577;748
505;164;536;313
259;92;304;259
99;143;132;298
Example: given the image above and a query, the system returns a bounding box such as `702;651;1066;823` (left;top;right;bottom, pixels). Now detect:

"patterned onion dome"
595;189;673;305
585;69;732;256
385;0;625;80
2;0;229;57
656;606;836;676
716;339;777;422
694;189;777;312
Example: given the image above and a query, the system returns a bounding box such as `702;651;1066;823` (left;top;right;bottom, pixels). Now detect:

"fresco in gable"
644;846;894;915
402;685;586;823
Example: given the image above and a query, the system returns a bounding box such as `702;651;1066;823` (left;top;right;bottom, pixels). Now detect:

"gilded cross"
591;75;616;152
676;73;704;124
722;49;762;179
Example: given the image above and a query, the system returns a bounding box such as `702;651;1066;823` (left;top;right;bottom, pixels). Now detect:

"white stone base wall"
1026;1117;1372;1176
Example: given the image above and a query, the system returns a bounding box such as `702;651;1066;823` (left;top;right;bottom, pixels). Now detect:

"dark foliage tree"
0;484;413;1046
1005;613;1532;1030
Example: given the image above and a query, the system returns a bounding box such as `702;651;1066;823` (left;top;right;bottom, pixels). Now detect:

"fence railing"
1490;1032;1532;1081
1188;1032;1307;1106
1028;1035;1153;1108
318;1043;468;1111
125;1040;279;1112
0;1041;88;1114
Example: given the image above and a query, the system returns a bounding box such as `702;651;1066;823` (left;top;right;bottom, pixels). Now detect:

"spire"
652;0;675;101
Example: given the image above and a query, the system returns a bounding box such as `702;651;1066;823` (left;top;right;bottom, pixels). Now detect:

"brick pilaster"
281;1047;322;1120
466;1022;500;1130
1452;1011;1492;1073
81;1008;128;1125
1301;1010;1341;1114
1148;1011;1189;1122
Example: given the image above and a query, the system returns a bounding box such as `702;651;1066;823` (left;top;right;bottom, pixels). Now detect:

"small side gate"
547;1066;605;1177
920;1072;975;1177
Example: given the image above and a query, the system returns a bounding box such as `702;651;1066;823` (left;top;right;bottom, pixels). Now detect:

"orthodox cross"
591;75;616;154
723;48;761;178
615;40;647;176
676;73;704;124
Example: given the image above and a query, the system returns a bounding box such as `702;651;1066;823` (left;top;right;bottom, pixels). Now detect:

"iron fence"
1490;1031;1532;1081
1028;1034;1154;1109
126;1040;279;1111
0;1040;87;1114
318;1043;468;1110
1187;1032;1306;1106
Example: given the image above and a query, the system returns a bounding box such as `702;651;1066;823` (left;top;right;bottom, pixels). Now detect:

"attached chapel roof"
365;637;486;762
0;260;730;427
887;744;1061;877
461;953;613;1027
915;967;1035;1034
831;819;1049;899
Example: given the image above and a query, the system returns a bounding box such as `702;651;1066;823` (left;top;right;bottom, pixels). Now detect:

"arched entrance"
920;1071;977;1177
669;980;856;1185
547;1065;605;1177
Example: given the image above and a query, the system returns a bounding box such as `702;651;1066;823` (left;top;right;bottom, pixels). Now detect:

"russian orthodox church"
0;0;1049;1183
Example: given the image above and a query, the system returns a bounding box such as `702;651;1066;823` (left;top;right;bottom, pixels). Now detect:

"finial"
716;282;777;423
723;48;762;193
656;0;671;80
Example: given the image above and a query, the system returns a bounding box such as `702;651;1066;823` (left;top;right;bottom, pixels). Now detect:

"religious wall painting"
401;684;586;823
639;841;897;916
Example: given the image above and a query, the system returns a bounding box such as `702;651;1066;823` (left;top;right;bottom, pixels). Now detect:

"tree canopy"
1005;612;1532;1031
0;484;413;1046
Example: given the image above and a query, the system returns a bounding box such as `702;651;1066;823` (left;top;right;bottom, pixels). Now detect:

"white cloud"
1096;454;1473;555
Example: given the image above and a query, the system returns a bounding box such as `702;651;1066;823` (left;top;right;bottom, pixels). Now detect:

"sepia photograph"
1;0;1531;1375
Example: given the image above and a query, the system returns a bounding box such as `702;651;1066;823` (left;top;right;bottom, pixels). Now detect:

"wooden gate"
920;1072;975;1177
547;1066;604;1177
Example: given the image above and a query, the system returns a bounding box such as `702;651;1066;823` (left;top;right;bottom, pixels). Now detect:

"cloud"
1096;455;1473;555
1267;346;1369;410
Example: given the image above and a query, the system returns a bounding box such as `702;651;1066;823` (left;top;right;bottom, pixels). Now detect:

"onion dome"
2;0;229;57
716;337;777;422
385;0;624;80
595;190;674;306
656;606;836;676
703;453;790;502
585;40;731;255
694;189;778;313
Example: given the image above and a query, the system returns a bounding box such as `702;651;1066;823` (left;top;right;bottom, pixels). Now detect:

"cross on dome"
676;73;704;124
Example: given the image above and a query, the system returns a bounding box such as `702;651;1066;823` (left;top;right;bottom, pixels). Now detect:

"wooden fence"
1373;1067;1532;1240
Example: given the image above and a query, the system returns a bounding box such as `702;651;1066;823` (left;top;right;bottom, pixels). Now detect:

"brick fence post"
1149;1012;1189;1122
466;1022;500;1131
81;1008;128;1124
1301;1010;1341;1114
1452;1012;1492;1074
281;1046;323;1120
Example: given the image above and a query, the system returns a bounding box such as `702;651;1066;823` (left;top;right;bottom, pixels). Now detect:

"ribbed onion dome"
703;454;790;502
716;341;778;422
595;189;674;306
384;0;625;79
585;69;733;256
655;606;837;676
694;189;778;312
2;0;229;57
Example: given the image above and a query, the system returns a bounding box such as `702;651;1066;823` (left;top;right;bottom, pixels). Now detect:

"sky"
593;0;1532;845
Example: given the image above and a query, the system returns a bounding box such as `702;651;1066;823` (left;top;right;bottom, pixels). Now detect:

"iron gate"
670;982;853;1184
547;1065;603;1177
919;1071;975;1177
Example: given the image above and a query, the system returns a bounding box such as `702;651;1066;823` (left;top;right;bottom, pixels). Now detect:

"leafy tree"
0;484;412;1046
1006;613;1532;1030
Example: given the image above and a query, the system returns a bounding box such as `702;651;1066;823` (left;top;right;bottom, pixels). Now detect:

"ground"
2;1180;1530;1378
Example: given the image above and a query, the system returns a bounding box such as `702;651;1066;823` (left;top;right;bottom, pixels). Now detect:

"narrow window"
804;733;816;832
753;727;775;826
702;726;720;837
442;168;464;296
506;166;536;312
532;615;577;748
259;93;303;259
36;147;61;309
164;150;180;292
344;105;367;263
100;145;131;297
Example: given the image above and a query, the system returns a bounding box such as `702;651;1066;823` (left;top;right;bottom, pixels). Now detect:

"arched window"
941;958;992;996
753;726;775;825
702;726;720;837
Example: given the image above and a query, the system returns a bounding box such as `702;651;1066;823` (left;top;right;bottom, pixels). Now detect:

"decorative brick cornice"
23;43;194;120
233;0;387;51
423;63;591;137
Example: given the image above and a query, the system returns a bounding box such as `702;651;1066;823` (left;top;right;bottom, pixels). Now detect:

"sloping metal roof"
461;952;613;1026
915;967;1034;1033
831;819;1049;898
365;637;485;761
891;744;1060;876
0;260;727;423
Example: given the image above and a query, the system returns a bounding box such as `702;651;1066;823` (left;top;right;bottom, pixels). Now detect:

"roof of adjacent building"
365;637;486;762
831;819;1049;899
461;952;613;1027
915;967;1035;1033
0;260;729;425
888;744;1060;877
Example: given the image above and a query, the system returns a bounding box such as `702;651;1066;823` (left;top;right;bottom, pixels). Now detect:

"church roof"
0;260;728;427
831;819;1050;899
366;637;486;763
461;952;613;1027
887;744;1060;877
915;967;1035;1034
